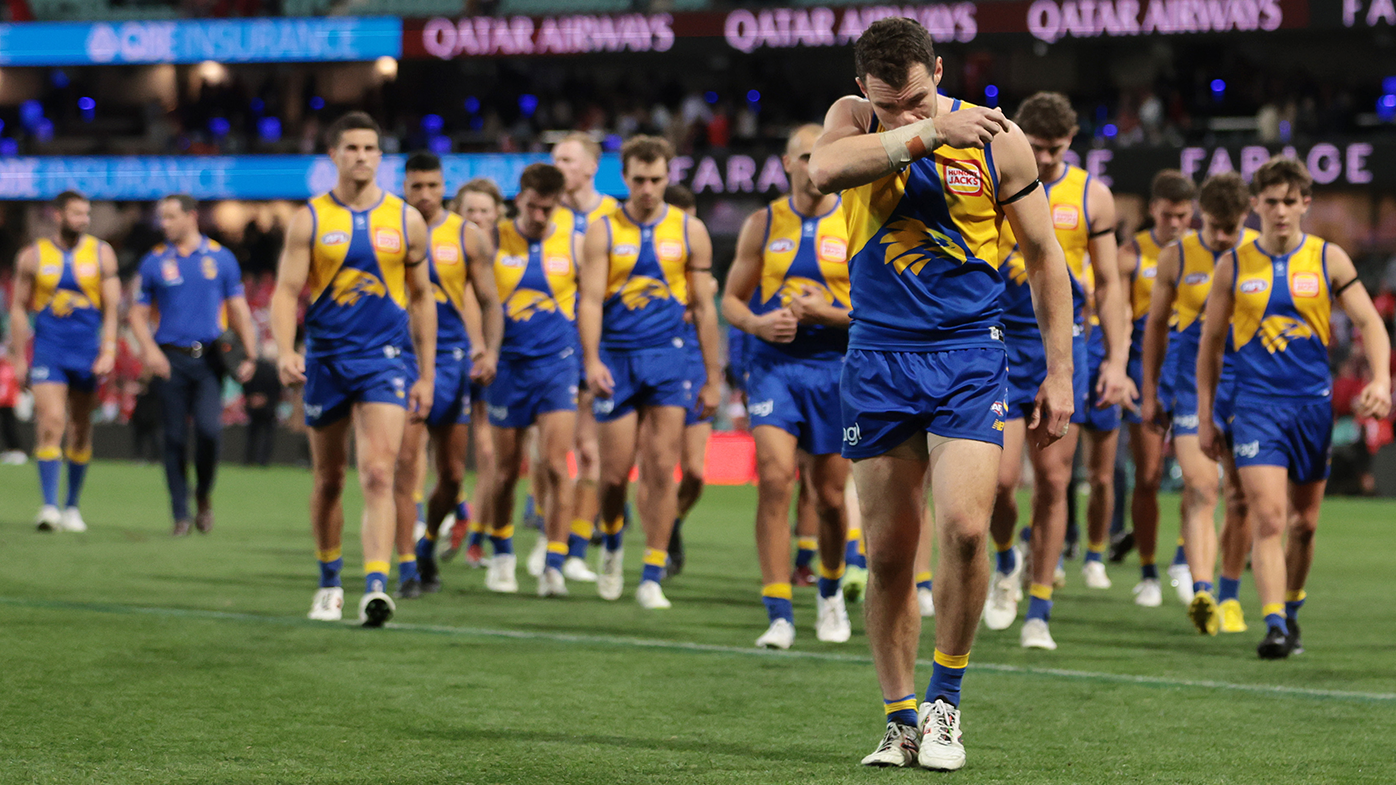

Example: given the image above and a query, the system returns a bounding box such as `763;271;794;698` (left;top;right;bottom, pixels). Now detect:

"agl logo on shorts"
843;422;861;446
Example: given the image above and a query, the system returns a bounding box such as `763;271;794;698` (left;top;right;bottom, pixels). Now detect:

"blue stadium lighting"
209;117;230;137
518;94;538;117
469;116;484;131
1377;95;1396;121
0;120;5;134
1383;94;1396;109
35;118;53;142
1103;123;1119;138
0;138;16;156
422;113;444;133
603;134;622;152
20;100;43;130
1384;77;1396;95
985;84;999;107
464;96;480;114
258;116;282;142
77;97;95;112
747;89;760;104
50;70;68;88
1278;120;1292;140
308;96;325;111
704;91;718;104
428;134;451;154
1211;79;1226;94
249;98;264;114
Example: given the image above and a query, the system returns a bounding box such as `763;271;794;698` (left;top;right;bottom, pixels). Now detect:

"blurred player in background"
270;112;435;627
7;190;119;533
1198;156;1390;659
579;135;721;609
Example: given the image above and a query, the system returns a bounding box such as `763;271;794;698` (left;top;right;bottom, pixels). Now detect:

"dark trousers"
158;351;223;521
245;410;276;466
0;407;20;452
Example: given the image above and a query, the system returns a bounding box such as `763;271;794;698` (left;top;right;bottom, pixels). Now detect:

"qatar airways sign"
722;3;977;53
413;13;673;59
1026;0;1292;43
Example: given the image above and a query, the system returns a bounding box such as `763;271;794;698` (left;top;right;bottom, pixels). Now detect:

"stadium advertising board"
0;17;401;66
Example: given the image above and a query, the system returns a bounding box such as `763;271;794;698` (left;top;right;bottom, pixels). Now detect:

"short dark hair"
664;184;696;211
404;152;442;173
620;135;674;175
518;163;565;198
54;190;87;210
854;17;935;90
1150;170;1197;204
1250;155;1312;198
1014;92;1078;140
1197;173;1250;225
161;194;197;214
325;111;381;149
456;178;504;208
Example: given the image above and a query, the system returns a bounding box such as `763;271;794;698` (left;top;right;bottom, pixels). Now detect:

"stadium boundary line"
5;595;1393;704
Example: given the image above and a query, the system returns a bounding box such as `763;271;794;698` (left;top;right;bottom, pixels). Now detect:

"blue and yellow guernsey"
999;164;1092;333
564;194;620;235
30;235;105;361
1128;229;1168;358
494;218;577;359
600;204;691;352
305;192;411;359
1163;229;1259;397
1230;234;1333;400
427;211;472;355
845;101;1006;350
749;195;850;363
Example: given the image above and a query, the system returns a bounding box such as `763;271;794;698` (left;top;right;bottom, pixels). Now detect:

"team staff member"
271;112;436;628
7;190;120;533
130;195;259;536
1198;156;1390;659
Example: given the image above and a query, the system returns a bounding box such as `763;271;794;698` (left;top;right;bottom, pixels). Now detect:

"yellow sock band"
762;582;793;601
933;649;970;669
643;548;667;567
424;531;436;542
412;490;423;503
847;527;862;539
820;563;846;580
1286;589;1307;603
571;518;594;538
1087;540;1106;553
547;541;568;555
397;554;416;564
1029;583;1054;601
796;536;817;550
491;524;514;539
365;560;390;575
884;697;917;715
469;519;487;534
1140;555;1156;566
64;445;92;463
1262;602;1284;617
601;516;625;535
35;445;61;461
914;570;932;584
316;548;342;562
995;540;1015;552
1177;536;1186;546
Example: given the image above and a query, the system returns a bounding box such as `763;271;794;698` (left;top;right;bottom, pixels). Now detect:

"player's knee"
1252;506;1286;539
544;456;570;488
1088;467;1113;491
757;463;795;496
941;517;987;561
1134;469;1162;494
359;461;395;498
313;468;347;500
813;481;845;515
681;462;705;489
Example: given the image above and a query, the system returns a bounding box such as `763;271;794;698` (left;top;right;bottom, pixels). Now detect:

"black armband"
1333;277;1361;296
998;179;1040;206
1089;227;1115;238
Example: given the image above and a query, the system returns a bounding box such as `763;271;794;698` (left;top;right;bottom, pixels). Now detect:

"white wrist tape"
879;118;938;168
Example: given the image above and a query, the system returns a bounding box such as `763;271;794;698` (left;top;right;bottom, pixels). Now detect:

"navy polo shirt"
136;237;245;348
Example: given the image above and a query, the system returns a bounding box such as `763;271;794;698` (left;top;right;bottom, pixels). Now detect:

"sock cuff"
364;560;390;575
820;563;846;580
397;554;416;564
412;490;424;503
1176;536;1186;546
796;536;817;550
600;516;625;535
35;446;61;461
762;582;793;601
1286;589;1306;603
1139;555;1156;566
994;540;1015;553
469;520;487;533
423;531;436;542
643;548;667;567
1261;602;1284;617
914;570;932;584
1029;583;1054;601
933;649;969;669
847;527;862;539
571;519;595;537
547;541;569;555
1087;540;1106;553
491;524;515;540
64;445;92;463
316;548;342;563
883;695;917;714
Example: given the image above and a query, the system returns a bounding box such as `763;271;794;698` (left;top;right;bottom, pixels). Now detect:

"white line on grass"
6;596;1394;704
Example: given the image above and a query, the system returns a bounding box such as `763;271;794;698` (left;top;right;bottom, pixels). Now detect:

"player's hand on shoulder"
277;351;306;386
935;105;1009;150
756;308;798;343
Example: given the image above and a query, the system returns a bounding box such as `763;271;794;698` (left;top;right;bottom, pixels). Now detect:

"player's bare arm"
1328;244;1393;419
403;205;436;421
1117;239;1140;396
1140;242;1181;429
686;215;721;420
1086;177;1129;408
721;209;797;343
271;206;313;386
578;218;612;397
1195;251;1234;461
92;241;120;376
996;122;1074;446
6;245;35;383
465;222;500;384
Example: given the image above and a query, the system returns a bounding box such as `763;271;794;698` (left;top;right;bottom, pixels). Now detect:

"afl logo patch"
1183;272;1210;285
1291;272;1321;298
500;255;526;268
658;240;684;261
321;231;349;246
1052;204;1080;230
767;238;795;254
818;236;848;263
943;161;983;196
1239;279;1269;294
1141;267;1158;279
373;227;403;254
434;244;460;264
613;244;639;257
545;255;571;275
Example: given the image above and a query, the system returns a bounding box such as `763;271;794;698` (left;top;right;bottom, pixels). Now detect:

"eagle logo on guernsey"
879;216;970;275
434;244;460;264
778;277;832;307
942;160;984;196
1052;204;1080;230
48;289;92;317
1259;315;1314;354
505;289;559;321
1239;279;1269;294
329;268;387;306
321;231;349;246
373;227;403;254
620;276;672;310
1004;253;1028;285
1291;272;1321;298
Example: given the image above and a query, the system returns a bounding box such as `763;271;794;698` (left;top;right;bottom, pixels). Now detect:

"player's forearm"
814;305;852;328
1094;279;1128;366
693;299;722;380
1025;249;1075;375
810;134;905;194
1140;316;1167;401
409;294;437;377
578;301;603;364
721;294;760;334
269;288;299;356
1195;329;1224;421
478;291;502;357
128;307;159;354
1358;311;1393;383
230;299;258;358
7;310;28;360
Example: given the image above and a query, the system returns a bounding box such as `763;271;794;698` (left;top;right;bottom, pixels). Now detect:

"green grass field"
1;461;1393;784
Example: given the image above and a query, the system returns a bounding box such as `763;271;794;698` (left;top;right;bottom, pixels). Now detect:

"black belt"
161;342;208;358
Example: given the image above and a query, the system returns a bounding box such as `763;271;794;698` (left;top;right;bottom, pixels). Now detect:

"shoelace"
926;704;958;745
875;723;911;754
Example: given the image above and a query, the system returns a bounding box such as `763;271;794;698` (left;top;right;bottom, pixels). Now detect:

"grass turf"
1;461;1393;784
